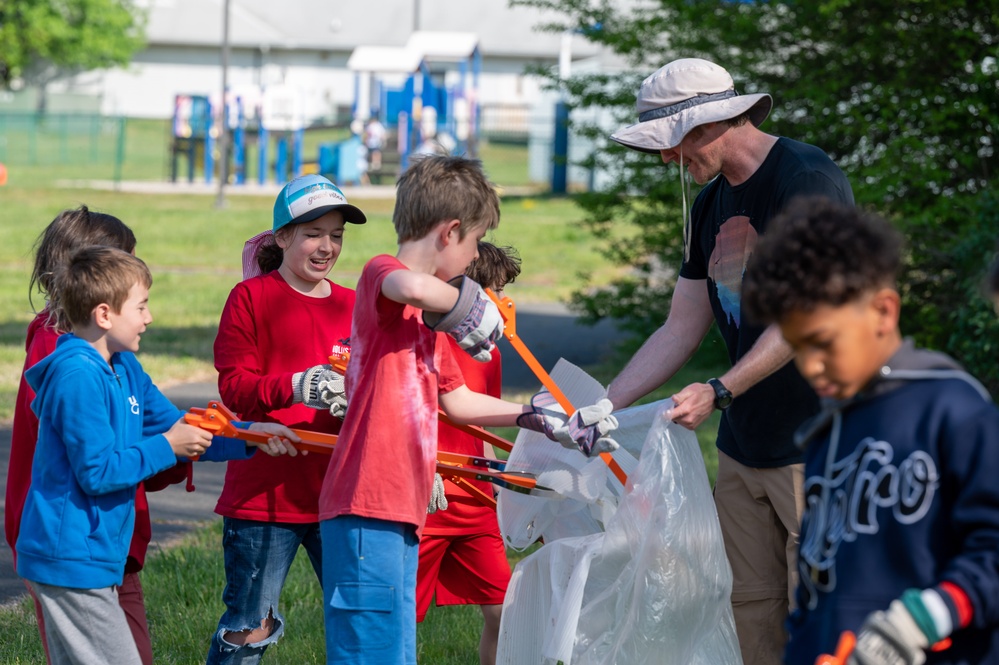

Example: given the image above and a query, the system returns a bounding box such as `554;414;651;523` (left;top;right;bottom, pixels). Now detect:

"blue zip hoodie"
16;334;254;589
785;340;999;664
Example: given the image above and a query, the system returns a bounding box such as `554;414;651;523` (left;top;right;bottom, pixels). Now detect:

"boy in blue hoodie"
742;198;999;665
16;246;300;665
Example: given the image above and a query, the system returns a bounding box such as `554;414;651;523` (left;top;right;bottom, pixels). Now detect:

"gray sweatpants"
29;581;143;665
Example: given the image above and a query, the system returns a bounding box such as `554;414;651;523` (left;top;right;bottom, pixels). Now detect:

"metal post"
552;101;569;194
215;0;231;208
258;127;268;185
113;117;126;190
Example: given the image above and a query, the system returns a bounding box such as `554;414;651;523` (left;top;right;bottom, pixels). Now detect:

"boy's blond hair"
53;246;152;330
393;155;500;243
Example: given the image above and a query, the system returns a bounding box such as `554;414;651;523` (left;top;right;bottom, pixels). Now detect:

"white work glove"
517;391;620;457
423;276;504;362
427;473;449;514
849;598;931;665
292;364;348;418
556;398;620;456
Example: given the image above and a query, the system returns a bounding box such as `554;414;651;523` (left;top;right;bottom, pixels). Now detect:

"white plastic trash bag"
498;360;646;549
496;361;742;665
569;402;742;665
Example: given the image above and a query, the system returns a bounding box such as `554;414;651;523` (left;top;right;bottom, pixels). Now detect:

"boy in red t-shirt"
317;155;619;665
416;242;521;665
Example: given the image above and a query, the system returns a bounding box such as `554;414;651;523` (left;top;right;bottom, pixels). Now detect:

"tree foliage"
0;0;145;89
515;0;999;392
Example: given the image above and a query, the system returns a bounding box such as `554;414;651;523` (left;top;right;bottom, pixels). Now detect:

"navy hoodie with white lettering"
785;340;999;664
16;333;254;590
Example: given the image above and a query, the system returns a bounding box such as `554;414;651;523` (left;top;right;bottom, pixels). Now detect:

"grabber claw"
484;288;629;486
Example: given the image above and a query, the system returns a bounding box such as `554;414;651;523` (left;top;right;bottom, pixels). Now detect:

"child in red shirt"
318;155;619;665
206;175;365;665
416;243;522;665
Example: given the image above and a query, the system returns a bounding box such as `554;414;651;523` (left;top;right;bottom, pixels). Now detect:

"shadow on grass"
0;320;33;347
0;320;220;363
138;324;219;362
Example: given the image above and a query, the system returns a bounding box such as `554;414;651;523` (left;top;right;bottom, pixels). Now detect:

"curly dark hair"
466;242;521;291
742;196;902;324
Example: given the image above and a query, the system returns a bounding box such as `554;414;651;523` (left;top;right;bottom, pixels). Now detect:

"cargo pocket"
329;583;395;650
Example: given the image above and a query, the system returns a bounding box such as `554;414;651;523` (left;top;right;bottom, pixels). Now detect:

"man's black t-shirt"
680;137;854;467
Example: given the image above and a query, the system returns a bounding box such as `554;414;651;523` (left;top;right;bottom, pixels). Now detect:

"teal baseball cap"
272;174;367;232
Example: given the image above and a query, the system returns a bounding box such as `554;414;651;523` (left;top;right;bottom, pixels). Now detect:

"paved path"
56;180;543;200
0;302;619;604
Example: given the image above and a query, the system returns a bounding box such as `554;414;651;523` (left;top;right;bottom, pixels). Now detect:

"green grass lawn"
0;521;547;665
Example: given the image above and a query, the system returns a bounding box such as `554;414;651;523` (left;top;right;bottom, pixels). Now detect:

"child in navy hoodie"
742;197;999;665
16;246;300;665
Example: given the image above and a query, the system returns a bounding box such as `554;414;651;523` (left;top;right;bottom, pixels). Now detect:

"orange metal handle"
439;474;496;509
484;288;629;486
184;402;338;455
815;631;856;665
483;288;575;413
437;410;513;453
184;402;522;507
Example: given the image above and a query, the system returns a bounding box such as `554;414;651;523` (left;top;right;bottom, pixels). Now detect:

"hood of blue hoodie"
794;338;988;450
26;333;115;399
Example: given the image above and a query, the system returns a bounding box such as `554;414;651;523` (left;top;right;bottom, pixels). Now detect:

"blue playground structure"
347;31;482;173
170;86;306;186
170;94;213;183
169;32;483;189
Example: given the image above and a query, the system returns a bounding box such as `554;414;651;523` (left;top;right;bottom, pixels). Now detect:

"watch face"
710;379;733;409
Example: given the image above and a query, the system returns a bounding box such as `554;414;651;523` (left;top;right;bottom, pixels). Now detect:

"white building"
59;0;609;122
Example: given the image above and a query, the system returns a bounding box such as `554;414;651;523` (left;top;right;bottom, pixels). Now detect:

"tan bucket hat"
610;58;772;155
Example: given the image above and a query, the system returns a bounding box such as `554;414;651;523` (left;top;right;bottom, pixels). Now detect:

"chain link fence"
0;112;127;182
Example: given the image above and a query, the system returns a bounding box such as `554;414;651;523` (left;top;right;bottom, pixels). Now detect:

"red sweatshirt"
213;271;355;523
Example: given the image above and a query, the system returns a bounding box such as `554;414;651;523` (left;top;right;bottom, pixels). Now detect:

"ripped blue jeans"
205;518;322;665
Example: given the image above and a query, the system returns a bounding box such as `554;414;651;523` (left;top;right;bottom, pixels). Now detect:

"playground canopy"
346;45;424;75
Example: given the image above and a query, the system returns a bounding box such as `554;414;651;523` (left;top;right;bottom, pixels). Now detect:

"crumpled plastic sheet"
496;360;743;665
498;361;649;549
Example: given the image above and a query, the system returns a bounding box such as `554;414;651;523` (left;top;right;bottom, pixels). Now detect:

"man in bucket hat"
605;58;853;665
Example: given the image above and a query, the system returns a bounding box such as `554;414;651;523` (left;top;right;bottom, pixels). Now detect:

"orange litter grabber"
184;402;549;507
483;288;629;486
437;409;513;453
815;630;856;665
184;401;338;455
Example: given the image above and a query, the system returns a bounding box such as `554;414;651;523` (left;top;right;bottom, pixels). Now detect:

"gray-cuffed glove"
555;398;620;457
517;392;620;457
423;276;504;362
516;389;568;441
849;599;930;665
292;365;348;418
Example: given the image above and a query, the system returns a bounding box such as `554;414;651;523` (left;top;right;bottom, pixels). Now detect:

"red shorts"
415;528;512;622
